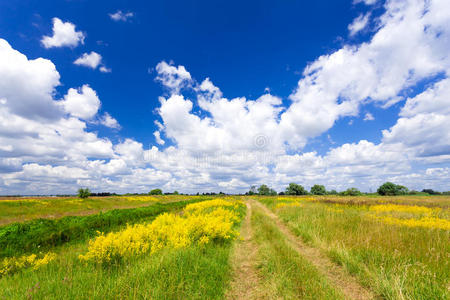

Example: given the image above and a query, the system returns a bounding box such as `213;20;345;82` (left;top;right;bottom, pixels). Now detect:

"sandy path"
226;202;266;300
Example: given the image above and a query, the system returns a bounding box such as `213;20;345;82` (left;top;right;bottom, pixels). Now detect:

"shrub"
258;185;277;196
422;189;441;195
310;184;326;195
285;183;308;195
149;189;163;195
340;188;362;196
377;182;408;195
78;188;91;199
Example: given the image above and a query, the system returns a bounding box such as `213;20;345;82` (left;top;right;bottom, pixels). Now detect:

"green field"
0;195;448;299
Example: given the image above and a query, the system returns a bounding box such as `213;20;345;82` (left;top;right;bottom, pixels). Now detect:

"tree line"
245;182;449;196
76;183;449;198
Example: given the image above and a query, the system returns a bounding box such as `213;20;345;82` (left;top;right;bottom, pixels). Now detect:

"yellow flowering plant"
0;252;56;276
79;199;245;264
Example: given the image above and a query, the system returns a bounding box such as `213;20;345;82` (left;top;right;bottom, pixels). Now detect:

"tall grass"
259;197;449;299
0;243;233;299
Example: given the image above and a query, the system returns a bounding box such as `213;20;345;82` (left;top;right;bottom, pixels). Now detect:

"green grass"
0;199;201;258
251;206;344;299
259;197;450;299
0;197;244;299
0;195;218;226
0;243;233;299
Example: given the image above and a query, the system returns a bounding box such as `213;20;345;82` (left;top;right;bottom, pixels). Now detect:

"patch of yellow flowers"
368;204;449;230
276;196;316;202
379;216;450;230
0;252;56;276
79;199;244;263
123;196;160;202
275;202;303;209
369;204;439;215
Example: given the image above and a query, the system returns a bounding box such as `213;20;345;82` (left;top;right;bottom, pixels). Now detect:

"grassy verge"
0;199;200;258
259;197;449;299
251;206;344;299
0;243;233;299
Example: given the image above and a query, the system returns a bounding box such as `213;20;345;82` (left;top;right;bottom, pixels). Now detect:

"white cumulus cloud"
41;18;85;48
109;11;134;22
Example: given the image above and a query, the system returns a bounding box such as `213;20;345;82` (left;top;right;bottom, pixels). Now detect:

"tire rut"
251;199;376;300
226;202;264;300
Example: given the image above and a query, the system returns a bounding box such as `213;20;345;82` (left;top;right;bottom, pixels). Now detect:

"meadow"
0;194;448;299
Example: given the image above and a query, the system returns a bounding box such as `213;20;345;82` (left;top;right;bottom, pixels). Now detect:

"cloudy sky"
0;0;449;195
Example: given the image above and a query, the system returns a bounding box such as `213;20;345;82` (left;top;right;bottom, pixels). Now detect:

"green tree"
310;184;326;195
173;190;179;195
377;182;408;195
285;183;308;195
248;185;257;195
341;188;362;196
77;188;91;199
149;188;163;195
258;184;270;195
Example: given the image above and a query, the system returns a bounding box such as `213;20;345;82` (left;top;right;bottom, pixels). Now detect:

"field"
0;195;448;299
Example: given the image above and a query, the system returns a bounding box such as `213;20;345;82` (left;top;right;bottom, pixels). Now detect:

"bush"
422;189;441;195
377;182;408;195
78;188;91;199
149;189;163;195
258;185;277;196
310;184;326;195
285;183;308;195
340;188;362;196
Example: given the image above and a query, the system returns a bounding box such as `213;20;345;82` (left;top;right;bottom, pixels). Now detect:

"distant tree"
258;184;270;195
328;189;338;195
278;191;285;195
377;182;408;195
78;188;91;199
442;191;450;195
422;189;441;195
248;185;257;195
173;190;179;195
285;183;308;195
341;188;362;196
310;184;326;195
149;188;163;195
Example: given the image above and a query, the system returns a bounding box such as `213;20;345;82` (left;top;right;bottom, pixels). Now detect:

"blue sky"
0;0;449;194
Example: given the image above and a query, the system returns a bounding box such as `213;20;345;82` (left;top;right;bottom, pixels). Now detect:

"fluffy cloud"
364;112;374;121
41;18;85;48
74;52;101;68
74;52;111;72
155;61;192;93
59;85;101;120
100;113;121;129
279;0;450;149
0;39;61;120
109;11;134;22
348;13;371;36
